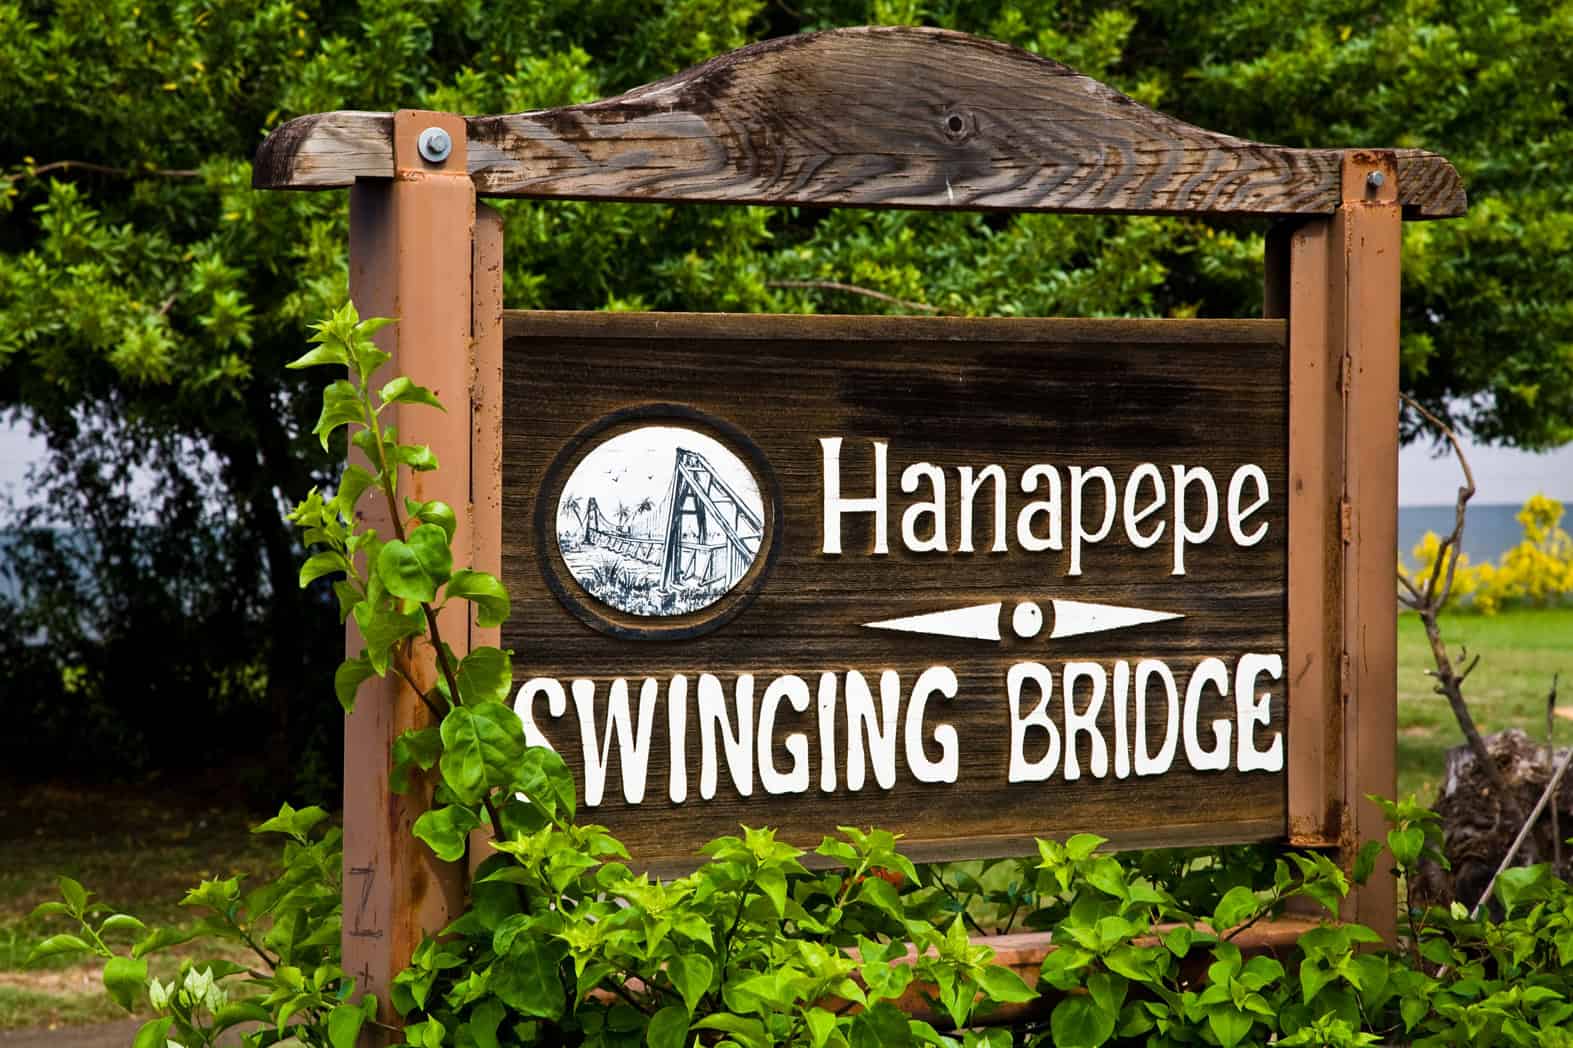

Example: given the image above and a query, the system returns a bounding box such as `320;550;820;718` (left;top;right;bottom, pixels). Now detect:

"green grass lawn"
0;778;284;1030
1397;606;1573;802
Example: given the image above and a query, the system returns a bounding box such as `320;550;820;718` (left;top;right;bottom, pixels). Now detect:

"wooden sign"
254;23;1469;1016
502;312;1288;867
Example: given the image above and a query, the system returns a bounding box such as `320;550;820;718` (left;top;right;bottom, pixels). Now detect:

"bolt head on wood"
417;126;453;164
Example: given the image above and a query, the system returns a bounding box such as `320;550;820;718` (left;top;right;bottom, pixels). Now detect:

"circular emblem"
537;406;780;639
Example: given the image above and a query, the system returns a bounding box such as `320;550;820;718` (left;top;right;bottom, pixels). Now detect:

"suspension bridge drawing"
556;426;765;617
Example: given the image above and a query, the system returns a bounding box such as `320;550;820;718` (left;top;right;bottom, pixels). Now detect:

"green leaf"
804;1007;837;1048
693;1013;770;1048
287;339;349;370
252;802;328;841
300;550;350;588
131;1018;174;1048
446;569;511;628
392;726;443;793
58;877;88;915
394;443;438;471
492;939;567;1019
313;379;365;451
27;934;92;964
456;646;513;706
350;603;424;676
377;523;452;603
327;1003;367;1048
440;702;527;805
1208;1007;1255;1048
380;376;445;411
334;656;376;714
98;914;146;938
333;464;378;514
412;804;482;862
132;925;198;959
1213;885;1261;930
1050;994;1116;1048
667;954;713;1014
1352;839;1384;885
1387;825;1424;869
977;965;1037;1004
463;1000;506;1048
405;498;457;543
103;955;147;1011
647;1005;689;1048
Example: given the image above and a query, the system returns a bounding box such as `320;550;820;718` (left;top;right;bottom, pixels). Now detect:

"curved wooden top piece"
253;26;1465;219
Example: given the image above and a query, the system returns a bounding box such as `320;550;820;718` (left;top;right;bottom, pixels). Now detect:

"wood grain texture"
252;27;1465;219
501;311;1290;870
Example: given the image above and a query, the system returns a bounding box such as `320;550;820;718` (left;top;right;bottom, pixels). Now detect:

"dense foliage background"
1;0;1569;785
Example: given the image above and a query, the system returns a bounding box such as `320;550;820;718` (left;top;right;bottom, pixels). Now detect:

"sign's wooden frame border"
256;25;1462;1031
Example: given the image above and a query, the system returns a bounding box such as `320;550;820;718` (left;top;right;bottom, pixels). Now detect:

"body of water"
1397;503;1528;569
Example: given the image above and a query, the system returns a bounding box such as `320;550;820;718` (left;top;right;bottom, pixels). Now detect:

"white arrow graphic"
863;598;1181;641
862;602;1002;641
1046;598;1183;639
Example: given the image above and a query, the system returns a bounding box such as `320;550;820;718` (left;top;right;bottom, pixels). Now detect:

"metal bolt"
417;126;452;164
1366;170;1386;192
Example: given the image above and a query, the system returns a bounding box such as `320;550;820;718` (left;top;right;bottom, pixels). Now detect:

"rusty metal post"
466;205;505;875
343;110;476;1035
1334;151;1401;941
1278;153;1401;942
1282;215;1345;851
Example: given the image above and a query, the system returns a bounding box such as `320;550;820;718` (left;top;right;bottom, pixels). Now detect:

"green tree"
1;0;1568;772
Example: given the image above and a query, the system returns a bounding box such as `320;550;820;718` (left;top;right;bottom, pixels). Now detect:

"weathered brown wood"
253;27;1465;220
500;311;1289;870
342;111;475;1040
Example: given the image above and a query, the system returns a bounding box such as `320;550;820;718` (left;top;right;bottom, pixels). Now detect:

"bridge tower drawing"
657;448;763;591
570;441;763;612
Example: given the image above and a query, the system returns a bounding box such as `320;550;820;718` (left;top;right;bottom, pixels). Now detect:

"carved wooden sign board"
502;312;1288;868
253;22;1468;1002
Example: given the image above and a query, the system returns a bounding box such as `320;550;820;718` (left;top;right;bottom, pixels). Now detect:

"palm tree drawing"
634;496;655;535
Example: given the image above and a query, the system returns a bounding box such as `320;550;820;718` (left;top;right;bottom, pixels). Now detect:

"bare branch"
1397;568;1423;607
1401;391;1522;822
1401;392;1475;609
766;279;947;314
4;159;202;185
1469;746;1573;918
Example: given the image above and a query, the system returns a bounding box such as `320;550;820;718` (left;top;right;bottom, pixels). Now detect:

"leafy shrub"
29;310;1573;1047
1405;494;1573;614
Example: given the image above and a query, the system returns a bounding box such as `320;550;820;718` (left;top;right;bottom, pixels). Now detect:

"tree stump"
1411;729;1573;912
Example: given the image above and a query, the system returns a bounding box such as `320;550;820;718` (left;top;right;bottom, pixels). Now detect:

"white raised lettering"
1016;464;1063;552
1062;661;1109;780
1068;466;1116;576
900;462;948;552
1182;657;1232;771
845;670;900;791
958;465;1008;553
1123;463;1167;549
1235;654;1285;772
1171;465;1219;575
905;666;959;783
697;673;754;799
1133;660;1180;776
1227;465;1270;546
820;437;888;555
1008;662;1061;782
